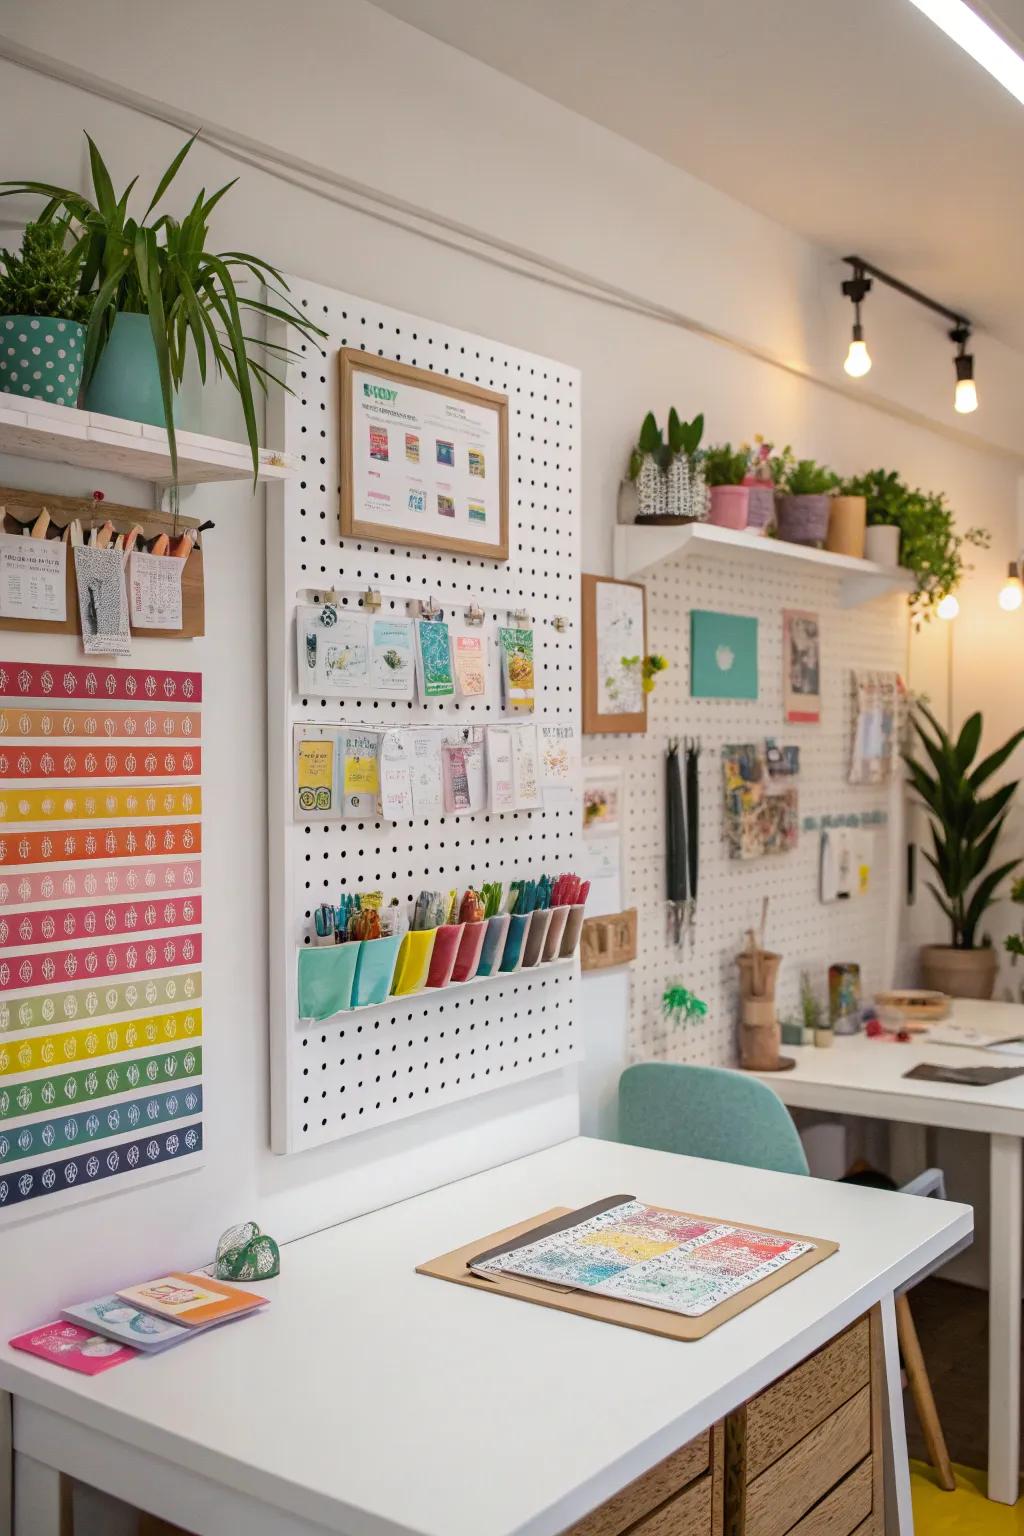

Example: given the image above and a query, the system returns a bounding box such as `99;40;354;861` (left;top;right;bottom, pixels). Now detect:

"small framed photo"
340;349;509;561
581;574;647;734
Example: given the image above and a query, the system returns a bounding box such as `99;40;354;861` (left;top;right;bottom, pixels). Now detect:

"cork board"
417;1205;838;1341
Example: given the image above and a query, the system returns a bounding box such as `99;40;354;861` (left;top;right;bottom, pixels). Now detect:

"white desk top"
0;1136;971;1536
751;999;1024;1135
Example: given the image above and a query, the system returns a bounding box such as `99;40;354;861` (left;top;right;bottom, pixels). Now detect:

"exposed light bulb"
999;563;1023;611
844;338;872;377
937;593;960;620
954;375;979;413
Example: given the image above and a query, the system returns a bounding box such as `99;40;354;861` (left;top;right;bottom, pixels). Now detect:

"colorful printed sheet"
471;1200;814;1317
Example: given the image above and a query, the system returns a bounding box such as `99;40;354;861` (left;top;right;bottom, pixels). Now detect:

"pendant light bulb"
844;330;872;378
999;562;1023;612
937;593;960;621
952;328;978;413
954;374;978;414
841;266;873;380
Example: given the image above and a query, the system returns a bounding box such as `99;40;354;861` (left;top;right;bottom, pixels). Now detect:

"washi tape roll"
0;662;202;703
0;784;201;822
0;708;202;740
0;861;202;905
0;1045;202;1120
0;972;203;1035
0;933;202;991
0;745;201;779
0;896;202;949
0;824;201;865
0;1008;202;1077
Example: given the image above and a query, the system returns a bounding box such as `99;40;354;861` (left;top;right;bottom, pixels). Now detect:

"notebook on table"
116;1273;267;1328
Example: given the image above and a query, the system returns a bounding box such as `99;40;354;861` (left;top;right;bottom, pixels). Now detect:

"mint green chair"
618;1061;810;1176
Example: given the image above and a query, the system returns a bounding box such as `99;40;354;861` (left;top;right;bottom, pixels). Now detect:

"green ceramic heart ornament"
212;1221;281;1281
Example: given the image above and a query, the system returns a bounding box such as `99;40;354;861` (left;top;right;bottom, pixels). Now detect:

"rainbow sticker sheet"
472;1200;814;1317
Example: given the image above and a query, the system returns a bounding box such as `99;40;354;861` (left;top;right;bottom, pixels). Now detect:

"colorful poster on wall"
691;611;758;700
783;610;821;724
0;659;203;1223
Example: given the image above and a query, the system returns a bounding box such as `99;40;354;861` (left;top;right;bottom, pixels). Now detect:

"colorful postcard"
370;618;415;699
723;743;799;860
408;488;426;514
453;633;487;698
369;425;389;462
437;494;456;519
415;620;455;700
117;1272;267;1329
783;610;820;723
498;627;535;711
405;432;420;463
468;448;486;477
436;439;455;467
295;731;337;818
467;501;487;523
62;1295;191;1353
691;610;758;700
10;1320;136;1374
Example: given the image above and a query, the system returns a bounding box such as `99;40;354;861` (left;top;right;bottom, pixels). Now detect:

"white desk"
748;1002;1024;1504
0;1137;970;1536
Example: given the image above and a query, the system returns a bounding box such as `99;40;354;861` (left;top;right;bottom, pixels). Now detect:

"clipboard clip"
466;600;486;627
412;596;443;621
510;606;531;628
362;587;382;612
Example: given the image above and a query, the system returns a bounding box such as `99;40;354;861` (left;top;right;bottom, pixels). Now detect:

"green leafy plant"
842;468;989;620
904;704;1024;949
702;442;750;488
662;983;708;1025
775;457;840;496
628;408;703;477
667;407;703;460
1;133;327;481
800;971;825;1032
621;653;669;694
0;220;92;323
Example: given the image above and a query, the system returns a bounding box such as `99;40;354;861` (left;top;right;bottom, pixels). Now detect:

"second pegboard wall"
583;547;906;1066
267;277;581;1156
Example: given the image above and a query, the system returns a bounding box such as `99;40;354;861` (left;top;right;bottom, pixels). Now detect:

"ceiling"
369;0;1024;354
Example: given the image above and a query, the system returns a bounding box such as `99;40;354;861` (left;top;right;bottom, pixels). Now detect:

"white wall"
0;1;1021;1330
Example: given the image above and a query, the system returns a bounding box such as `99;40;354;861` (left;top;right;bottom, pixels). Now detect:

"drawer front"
560;1432;710;1536
746;1319;870;1481
744;1386;871;1536
632;1471;713;1536
786;1457;873;1536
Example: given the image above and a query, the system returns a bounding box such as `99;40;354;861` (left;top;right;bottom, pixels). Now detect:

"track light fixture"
841;255;978;414
999;561;1023;612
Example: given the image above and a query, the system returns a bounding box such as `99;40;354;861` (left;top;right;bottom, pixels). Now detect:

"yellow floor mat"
913;1462;1024;1532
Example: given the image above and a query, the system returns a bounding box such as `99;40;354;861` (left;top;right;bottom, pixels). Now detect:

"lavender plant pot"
775;494;830;547
743;482;775;532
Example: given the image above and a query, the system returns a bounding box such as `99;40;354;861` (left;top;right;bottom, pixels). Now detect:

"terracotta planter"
865;524;901;567
775;494;830;547
708;484;749;531
743;481;775;533
920;945;998;1001
826;496;867;559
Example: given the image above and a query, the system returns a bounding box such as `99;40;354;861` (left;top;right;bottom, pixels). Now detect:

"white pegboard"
267;279;581;1156
584;548;906;1065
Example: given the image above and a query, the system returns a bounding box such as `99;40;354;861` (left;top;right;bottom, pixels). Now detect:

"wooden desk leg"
988;1132;1022;1504
1;1392;11;1536
12;1455;66;1536
878;1293;914;1535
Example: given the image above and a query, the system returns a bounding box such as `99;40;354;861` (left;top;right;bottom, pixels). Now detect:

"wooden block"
630;1471;712;1536
745;1318;870;1480
559;1432;709;1536
580;908;638;972
743;1386;871;1536
785;1458;872;1536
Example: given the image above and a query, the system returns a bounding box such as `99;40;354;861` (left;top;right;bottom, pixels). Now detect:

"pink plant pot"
742;481;775;532
708;485;749;530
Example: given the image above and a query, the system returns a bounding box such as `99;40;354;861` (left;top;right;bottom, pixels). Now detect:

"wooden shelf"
613;522;915;608
0;393;296;486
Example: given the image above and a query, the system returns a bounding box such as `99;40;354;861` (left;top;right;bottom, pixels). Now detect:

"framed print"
581;573;647;734
783;609;821;723
340;349;509;560
690;610;758;700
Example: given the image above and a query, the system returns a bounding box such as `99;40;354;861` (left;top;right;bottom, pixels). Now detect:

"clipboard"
417;1203;839;1342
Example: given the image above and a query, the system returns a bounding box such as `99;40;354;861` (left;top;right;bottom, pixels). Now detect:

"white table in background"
748;999;1024;1505
1;1137;968;1536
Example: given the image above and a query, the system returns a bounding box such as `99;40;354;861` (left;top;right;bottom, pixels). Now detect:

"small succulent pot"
775;494;831;547
707;484;749;531
743;481;775;533
542;905;571;962
814;1026;835;1049
0;316;85;406
522;908;554;968
426;923;465;988
826;495;867;559
865;523;901;567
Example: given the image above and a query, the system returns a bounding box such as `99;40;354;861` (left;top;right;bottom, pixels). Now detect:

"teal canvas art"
690;610;758;699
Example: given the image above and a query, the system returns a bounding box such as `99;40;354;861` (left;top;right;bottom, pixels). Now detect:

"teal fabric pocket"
500;913;531;973
352;932;402;1007
298;943;361;1021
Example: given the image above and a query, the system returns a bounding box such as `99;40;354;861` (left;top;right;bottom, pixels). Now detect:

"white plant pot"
865;524;900;567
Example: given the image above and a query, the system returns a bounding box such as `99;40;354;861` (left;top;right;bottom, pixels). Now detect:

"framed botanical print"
339;349;509;560
581;573;647;734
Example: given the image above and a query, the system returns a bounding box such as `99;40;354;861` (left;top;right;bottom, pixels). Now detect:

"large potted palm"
905;705;1024;998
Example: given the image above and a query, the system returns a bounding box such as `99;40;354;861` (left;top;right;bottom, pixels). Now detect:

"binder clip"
363;587;382;612
466;600;486;627
412;596;443;621
511;606;532;627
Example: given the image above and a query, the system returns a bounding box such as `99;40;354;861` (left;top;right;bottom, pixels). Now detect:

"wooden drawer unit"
725;1310;884;1536
561;1425;721;1536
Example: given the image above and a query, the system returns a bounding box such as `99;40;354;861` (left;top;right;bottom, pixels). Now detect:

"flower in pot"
0;220;92;406
905;704;1024;999
703;442;751;531
1;133;327;481
771;452;839;546
741;435;775;533
627;409;705;523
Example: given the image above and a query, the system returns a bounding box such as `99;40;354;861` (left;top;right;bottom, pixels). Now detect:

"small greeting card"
453;633;487;699
117;1273;267;1329
379;729;413;821
10;1320;136;1375
498;628;535;711
62;1296;191;1354
415;620;455;700
298;605;371;697
442;731;486;813
486;726;515;813
511;723;542;809
294;728;338;820
370;618;415;699
342;728;380;817
539;722;579;807
410;728;444;816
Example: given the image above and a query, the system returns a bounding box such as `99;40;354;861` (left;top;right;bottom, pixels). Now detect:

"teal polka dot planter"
0;316;84;406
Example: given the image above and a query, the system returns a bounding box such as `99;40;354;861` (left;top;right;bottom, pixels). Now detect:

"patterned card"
62;1295;191;1353
10;1320;136;1374
117;1272;267;1327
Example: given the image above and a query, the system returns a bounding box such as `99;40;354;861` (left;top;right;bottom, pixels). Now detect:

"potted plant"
0;220;92;406
2;133;327;481
801;970;832;1047
828;481;868;559
771;452;839;546
702;443;750;530
741;435;776;533
627;409;705;523
905;704;1024;998
843;468;904;567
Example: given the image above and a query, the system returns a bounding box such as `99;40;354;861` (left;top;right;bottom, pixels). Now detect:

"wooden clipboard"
417;1205;839;1342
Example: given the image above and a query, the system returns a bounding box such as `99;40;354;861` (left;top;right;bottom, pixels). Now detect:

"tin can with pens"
828;963;862;1034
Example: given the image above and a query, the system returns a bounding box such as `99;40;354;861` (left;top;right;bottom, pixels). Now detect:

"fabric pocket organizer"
542;905;570;962
391;928;437;996
297;942;362;1021
475;913;511;978
426;923;465;988
451;920;487;983
351;932;402;1008
559;903;587;958
522;908;553;968
499;912;532;973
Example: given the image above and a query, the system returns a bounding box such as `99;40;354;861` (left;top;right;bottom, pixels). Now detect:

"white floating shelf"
0;393;297;486
613;521;915;608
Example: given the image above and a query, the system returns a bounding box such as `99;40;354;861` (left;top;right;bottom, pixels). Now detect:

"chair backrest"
618;1061;810;1177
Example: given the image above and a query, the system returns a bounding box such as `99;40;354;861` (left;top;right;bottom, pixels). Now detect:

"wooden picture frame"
581;573;647;734
339;348;509;560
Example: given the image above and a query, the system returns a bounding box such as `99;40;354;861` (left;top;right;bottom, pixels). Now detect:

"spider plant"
0;133;327;481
